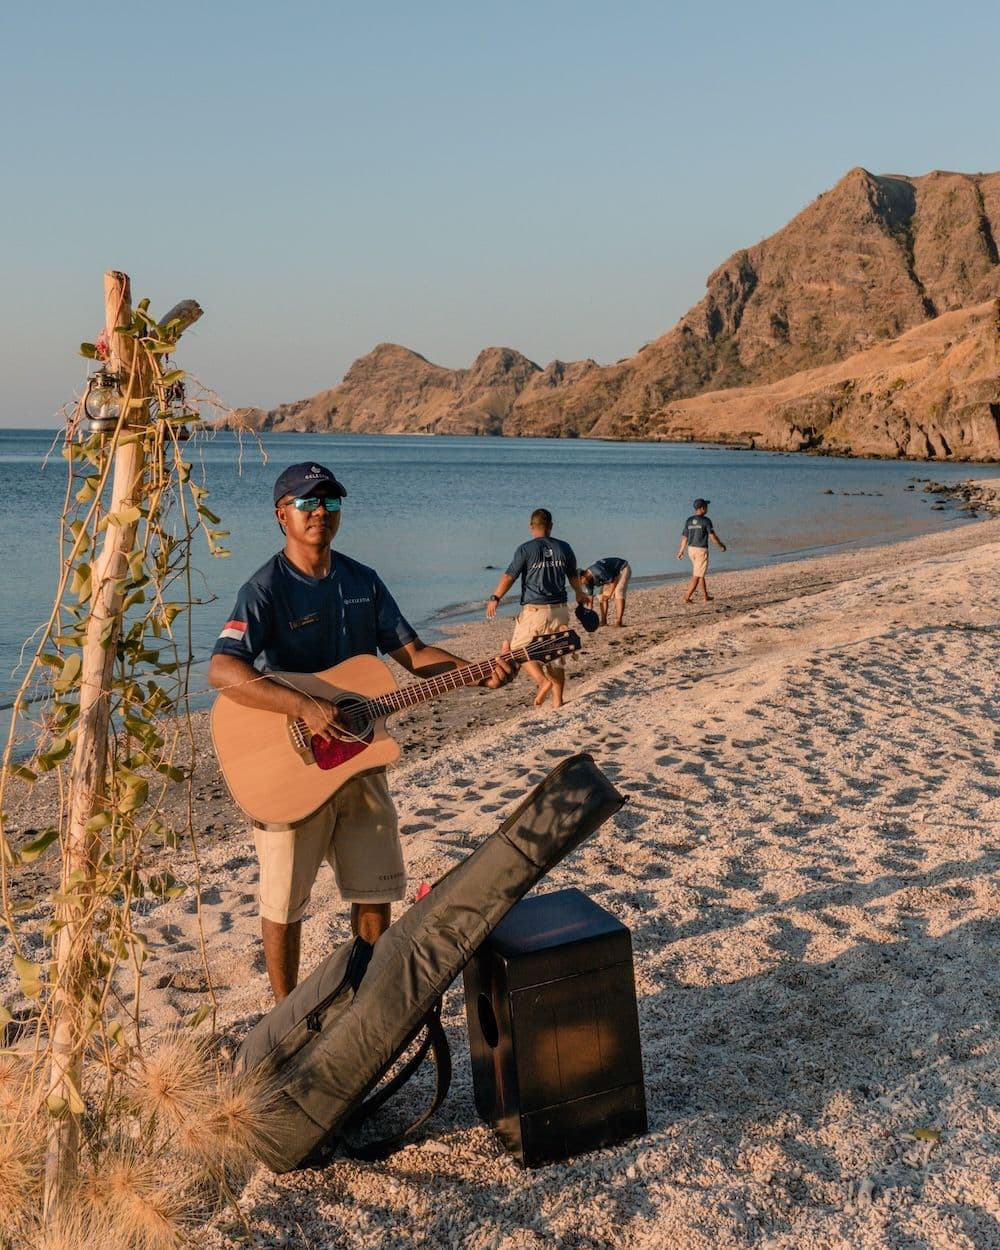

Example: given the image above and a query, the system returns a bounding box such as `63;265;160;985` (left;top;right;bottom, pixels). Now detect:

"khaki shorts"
688;547;709;577
600;562;631;601
253;771;405;924
510;602;571;664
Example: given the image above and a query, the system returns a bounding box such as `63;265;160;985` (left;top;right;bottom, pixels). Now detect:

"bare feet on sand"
533;680;553;706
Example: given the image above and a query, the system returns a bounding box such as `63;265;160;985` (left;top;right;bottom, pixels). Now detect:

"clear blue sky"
2;0;998;427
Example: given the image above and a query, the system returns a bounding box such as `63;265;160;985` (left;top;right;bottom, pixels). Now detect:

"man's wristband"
489;594;500;602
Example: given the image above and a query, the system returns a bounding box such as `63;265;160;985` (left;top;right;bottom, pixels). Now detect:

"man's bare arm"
486;573;516;619
390;638;516;688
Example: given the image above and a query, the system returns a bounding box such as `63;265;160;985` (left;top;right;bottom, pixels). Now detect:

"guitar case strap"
340;999;452;1161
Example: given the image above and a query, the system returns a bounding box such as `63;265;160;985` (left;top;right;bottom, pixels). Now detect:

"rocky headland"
226;168;1000;459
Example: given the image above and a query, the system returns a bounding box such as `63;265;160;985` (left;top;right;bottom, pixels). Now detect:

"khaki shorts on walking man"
486;508;587;710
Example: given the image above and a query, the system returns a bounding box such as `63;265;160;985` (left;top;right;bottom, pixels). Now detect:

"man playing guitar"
208;463;516;1001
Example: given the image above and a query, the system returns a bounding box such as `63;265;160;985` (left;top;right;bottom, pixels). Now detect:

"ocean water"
1;427;998;714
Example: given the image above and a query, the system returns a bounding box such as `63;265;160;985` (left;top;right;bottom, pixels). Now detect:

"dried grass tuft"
30;1207;131;1250
0;1051;38;1121
176;1062;278;1173
0;1115;45;1241
0;1038;267;1246
128;1031;213;1132
78;1144;191;1250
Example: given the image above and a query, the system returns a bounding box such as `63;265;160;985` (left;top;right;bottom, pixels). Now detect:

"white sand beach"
4;517;1000;1249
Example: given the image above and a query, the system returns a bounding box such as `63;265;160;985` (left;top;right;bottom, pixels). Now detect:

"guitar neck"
366;647;534;719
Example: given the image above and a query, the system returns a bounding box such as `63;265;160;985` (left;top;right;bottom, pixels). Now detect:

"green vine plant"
0;286;274;1249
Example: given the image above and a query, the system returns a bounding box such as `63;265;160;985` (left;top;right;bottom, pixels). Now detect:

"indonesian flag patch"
218;619;248;642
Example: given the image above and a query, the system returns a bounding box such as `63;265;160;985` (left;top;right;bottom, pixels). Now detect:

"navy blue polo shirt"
506;537;578;605
213;551;417;673
682;515;715;548
585;557;628;587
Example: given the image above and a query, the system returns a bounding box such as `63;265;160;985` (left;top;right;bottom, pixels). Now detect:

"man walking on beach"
486;508;588;709
678;498;727;603
209;463;515;1001
580;556;631;627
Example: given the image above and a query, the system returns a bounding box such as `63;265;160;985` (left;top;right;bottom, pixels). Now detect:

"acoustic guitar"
211;630;581;825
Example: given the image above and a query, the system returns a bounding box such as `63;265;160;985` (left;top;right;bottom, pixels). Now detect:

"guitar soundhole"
310;697;373;771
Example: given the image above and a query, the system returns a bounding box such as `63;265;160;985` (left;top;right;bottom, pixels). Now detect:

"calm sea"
2;428;998;714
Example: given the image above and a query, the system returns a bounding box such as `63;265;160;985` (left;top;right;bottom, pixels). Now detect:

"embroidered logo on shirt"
343;597;371;606
289;613;320;630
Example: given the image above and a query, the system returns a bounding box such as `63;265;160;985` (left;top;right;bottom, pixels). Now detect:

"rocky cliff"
233;344;546;436
228;167;1000;459
652;300;1000;460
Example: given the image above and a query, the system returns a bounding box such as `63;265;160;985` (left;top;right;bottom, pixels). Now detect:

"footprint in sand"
182;885;222;912
154;969;209;993
221;855;253;872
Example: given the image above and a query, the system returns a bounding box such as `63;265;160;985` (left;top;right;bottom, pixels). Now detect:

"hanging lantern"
83;367;123;435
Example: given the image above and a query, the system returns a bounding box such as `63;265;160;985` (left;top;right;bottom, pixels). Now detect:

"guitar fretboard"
290;633;580;740
365;653;526;720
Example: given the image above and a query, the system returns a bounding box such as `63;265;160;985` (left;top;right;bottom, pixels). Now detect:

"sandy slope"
3;521;1000;1248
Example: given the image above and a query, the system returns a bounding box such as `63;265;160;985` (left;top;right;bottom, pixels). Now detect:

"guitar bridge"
287;718;316;764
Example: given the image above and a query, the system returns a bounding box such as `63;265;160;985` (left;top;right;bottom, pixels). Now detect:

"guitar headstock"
521;629;582;665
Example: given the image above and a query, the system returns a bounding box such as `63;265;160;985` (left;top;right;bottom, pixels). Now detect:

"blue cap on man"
693;498;709;510
273;463;348;505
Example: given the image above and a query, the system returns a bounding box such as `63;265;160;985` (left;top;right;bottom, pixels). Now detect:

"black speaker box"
463;887;647;1166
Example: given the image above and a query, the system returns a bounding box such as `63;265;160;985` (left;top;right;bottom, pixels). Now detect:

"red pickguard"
311;734;371;770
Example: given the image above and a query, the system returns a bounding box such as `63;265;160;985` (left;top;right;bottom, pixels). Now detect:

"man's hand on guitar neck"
389;638;518;690
482;640;518;689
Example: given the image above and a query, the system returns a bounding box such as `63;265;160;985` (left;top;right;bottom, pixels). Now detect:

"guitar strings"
268;674;372;745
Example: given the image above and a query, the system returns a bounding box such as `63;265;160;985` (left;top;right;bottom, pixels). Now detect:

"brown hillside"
507;167;1000;437
232;344;542;436
648;300;1000;460
226;168;1000;458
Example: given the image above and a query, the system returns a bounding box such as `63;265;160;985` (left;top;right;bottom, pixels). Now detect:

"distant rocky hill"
653;300;1000;460
227;168;1000;459
239;344;547;436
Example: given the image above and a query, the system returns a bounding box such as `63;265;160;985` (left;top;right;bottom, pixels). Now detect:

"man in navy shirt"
677;498;727;603
486;508;588;709
210;462;515;1000
580;556;632;627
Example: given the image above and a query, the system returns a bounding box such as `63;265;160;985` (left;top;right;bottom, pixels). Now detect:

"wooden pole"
41;275;210;1218
45;271;146;1210
44;273;203;1215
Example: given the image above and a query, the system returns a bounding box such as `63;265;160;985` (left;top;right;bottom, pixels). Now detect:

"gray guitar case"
236;753;625;1172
